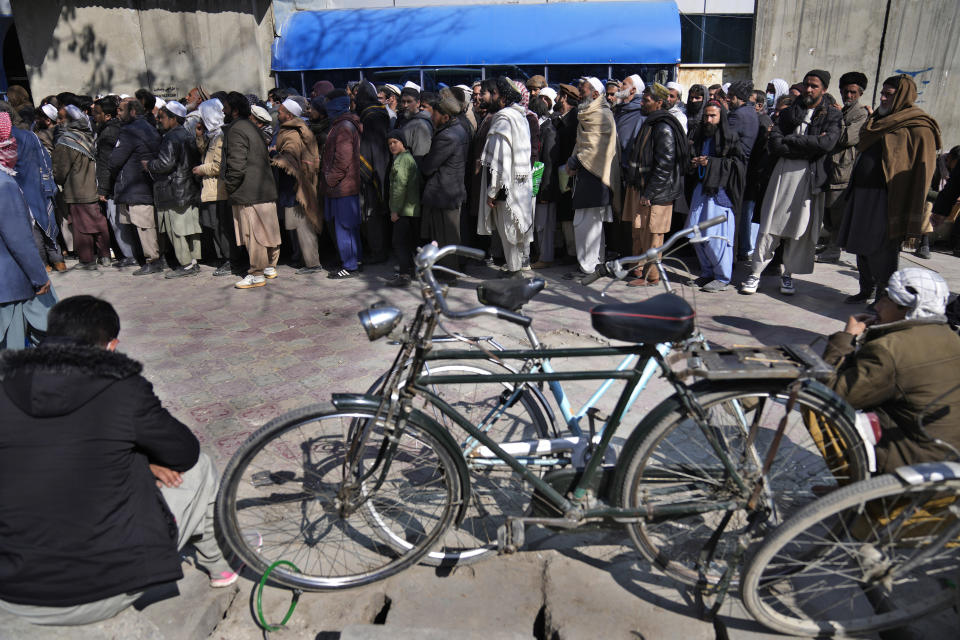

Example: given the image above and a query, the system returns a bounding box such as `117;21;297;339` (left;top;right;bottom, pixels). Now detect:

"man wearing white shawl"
478;77;533;275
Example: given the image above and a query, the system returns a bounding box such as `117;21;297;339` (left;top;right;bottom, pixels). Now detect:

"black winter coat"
418;118;468;208
767;98;843;194
95;119;122;198
108;117;161;205
147;126;201;209
0;343;199;607
627;110;687;205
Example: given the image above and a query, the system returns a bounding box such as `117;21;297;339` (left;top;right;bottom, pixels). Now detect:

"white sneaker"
235;274;266;289
263;267;278;279
780;275;795;295
739;275;760;294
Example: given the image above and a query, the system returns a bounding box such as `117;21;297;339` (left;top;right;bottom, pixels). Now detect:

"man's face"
840;84;863;107
377;91;387;105
400;94;418;115
430;109;448;129
704;105;721;126
729;95;745;109
878;84;897;114
156;110;175;131
480;88;499;113
689;93;703;107
420;101;434;118
606;85;618;105
621;78;637;101
529;86;541;98
472;85;481;105
388;138;404;155
640;92;661;115
277;104;293;124
118;100;134;123
579;81;592;102
802;76;825;107
92;104;106;126
185;88;200;109
667;89;680;109
708;87;718;100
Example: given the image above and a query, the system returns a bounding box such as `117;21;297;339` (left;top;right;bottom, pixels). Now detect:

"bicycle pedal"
497;519;525;554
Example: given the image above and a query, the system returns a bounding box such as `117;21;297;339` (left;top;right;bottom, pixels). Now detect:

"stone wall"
11;1;274;100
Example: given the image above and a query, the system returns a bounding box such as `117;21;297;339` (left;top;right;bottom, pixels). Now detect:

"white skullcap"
383;84;401;96
584;77;604;94
250;105;272;124
41;104;58;120
164;100;187;118
666;81;683;94
403;81;421;92
118;94;130;99
454;84;471;94
281;98;302;117
154;97;166;110
64;104;85;122
627;74;645;93
722;82;731;93
539;87;557;106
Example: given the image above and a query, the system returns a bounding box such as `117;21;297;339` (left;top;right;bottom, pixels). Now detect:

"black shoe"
690;276;712;288
386;274;411;288
76;262;98;271
98;256;113;267
132;261;163;276
815;252;841;264
562;269;589;280
114;257;139;268
844;290;875;304
213;261;233;277
915;246;932;259
164;264;200;279
296;265;324;275
327;268;357;279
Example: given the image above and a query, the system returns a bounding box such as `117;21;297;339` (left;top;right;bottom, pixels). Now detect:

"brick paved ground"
5;243;958;639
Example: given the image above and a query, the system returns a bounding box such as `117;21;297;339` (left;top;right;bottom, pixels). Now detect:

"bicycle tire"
214;405;462;591
616;380;869;587
369;362;552;566
741;474;960;637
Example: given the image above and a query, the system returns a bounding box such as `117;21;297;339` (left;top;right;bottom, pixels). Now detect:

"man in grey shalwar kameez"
740;70;841;296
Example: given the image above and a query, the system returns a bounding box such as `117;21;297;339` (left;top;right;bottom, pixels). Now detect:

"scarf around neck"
56;120;96;161
481;103;533;240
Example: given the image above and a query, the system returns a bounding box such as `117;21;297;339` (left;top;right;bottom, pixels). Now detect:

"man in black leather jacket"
623;84;687;286
145;101;202;278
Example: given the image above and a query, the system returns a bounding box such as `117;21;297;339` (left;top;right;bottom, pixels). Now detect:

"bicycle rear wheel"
741;474;960;637
616;381;868;587
214;406;462;590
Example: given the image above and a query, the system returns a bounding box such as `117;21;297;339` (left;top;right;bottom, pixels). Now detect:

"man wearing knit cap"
817;71;870;265
146;100;203;278
741;70;842;296
837;74;940;303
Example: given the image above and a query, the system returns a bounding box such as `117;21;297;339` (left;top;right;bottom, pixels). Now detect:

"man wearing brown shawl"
271;99;321;274
838;75;941;303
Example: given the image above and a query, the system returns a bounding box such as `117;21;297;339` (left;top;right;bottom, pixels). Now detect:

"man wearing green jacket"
386;129;420;288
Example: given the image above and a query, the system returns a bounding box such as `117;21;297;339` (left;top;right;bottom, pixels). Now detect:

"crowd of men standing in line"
1;67;958;347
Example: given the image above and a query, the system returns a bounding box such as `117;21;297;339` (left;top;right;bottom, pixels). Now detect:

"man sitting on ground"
0;296;236;626
824;268;960;473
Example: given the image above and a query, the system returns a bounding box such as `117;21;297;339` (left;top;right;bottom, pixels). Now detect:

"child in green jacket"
387;129;420;287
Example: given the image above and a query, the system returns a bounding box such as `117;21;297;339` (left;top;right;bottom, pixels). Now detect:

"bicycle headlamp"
358;306;403;341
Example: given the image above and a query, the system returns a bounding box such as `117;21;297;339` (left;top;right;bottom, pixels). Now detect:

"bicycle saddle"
476;278;545;311
590;294;695;344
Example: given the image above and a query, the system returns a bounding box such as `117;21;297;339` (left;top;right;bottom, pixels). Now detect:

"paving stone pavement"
6;246;958;639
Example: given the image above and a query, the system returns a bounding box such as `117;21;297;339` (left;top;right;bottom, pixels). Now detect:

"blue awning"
272;1;680;72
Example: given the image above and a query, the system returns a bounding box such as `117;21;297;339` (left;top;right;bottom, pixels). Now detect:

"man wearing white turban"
824;267;960;472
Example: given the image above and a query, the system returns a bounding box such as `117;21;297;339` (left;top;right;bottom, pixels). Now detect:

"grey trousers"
285;205;320;268
103;199;138;259
0;452;229;626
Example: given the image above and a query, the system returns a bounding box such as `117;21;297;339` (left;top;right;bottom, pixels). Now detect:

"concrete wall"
752;0;960;148
11;1;274;100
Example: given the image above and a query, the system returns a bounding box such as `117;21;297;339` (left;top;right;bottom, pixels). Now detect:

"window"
680;14;753;64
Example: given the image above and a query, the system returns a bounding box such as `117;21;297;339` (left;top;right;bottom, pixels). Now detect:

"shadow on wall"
11;0;272;96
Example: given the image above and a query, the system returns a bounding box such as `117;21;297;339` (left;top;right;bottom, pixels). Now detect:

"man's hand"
844;313;875;337
150;464;183;489
35;281;51;296
639;196;651;207
487;196;496;209
390;212;399;223
98;195;107;202
191;165;203;176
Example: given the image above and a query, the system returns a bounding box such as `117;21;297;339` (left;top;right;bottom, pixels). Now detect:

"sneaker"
739;275;760;294
235;274;266;289
690;276;712;288
210;571;239;588
263;266;278;279
780;276;796;295
213;261;233;277
327;268;357;279
296;265;324;275
386;274;410;288
701;279;730;293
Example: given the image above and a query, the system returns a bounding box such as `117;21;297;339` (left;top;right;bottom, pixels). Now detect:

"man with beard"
478;77;533;276
686;101;746;292
398;87;432;159
665;81;687;133
222;92;281;289
54;105;109;270
271;98;321;274
838;75;940;303
93;96;137;267
740;70;842;296
817;72;870;265
564;76;620;280
686;84;705;123
183;86;209;113
622;84;687;286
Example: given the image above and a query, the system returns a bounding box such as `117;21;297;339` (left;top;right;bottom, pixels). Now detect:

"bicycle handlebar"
413;243;533;328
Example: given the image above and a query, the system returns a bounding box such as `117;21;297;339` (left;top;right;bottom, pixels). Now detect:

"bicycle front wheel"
617;381;868;587
214;406;462;591
741;473;960;637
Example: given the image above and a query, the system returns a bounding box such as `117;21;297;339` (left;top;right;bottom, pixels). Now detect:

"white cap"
454;84;471;94
722;82;731;93
164;100;187;118
627;74;645;93
403;80;421;92
584;76;603;95
118;94;130;99
539;87;557;107
281;98;303;117
41;104;58;120
666;81;683;94
250;105;272;124
383;84;401;96
154;96;166;110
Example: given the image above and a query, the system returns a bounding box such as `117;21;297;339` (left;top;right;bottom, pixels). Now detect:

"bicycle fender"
330;393;472;524
895;461;960;484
